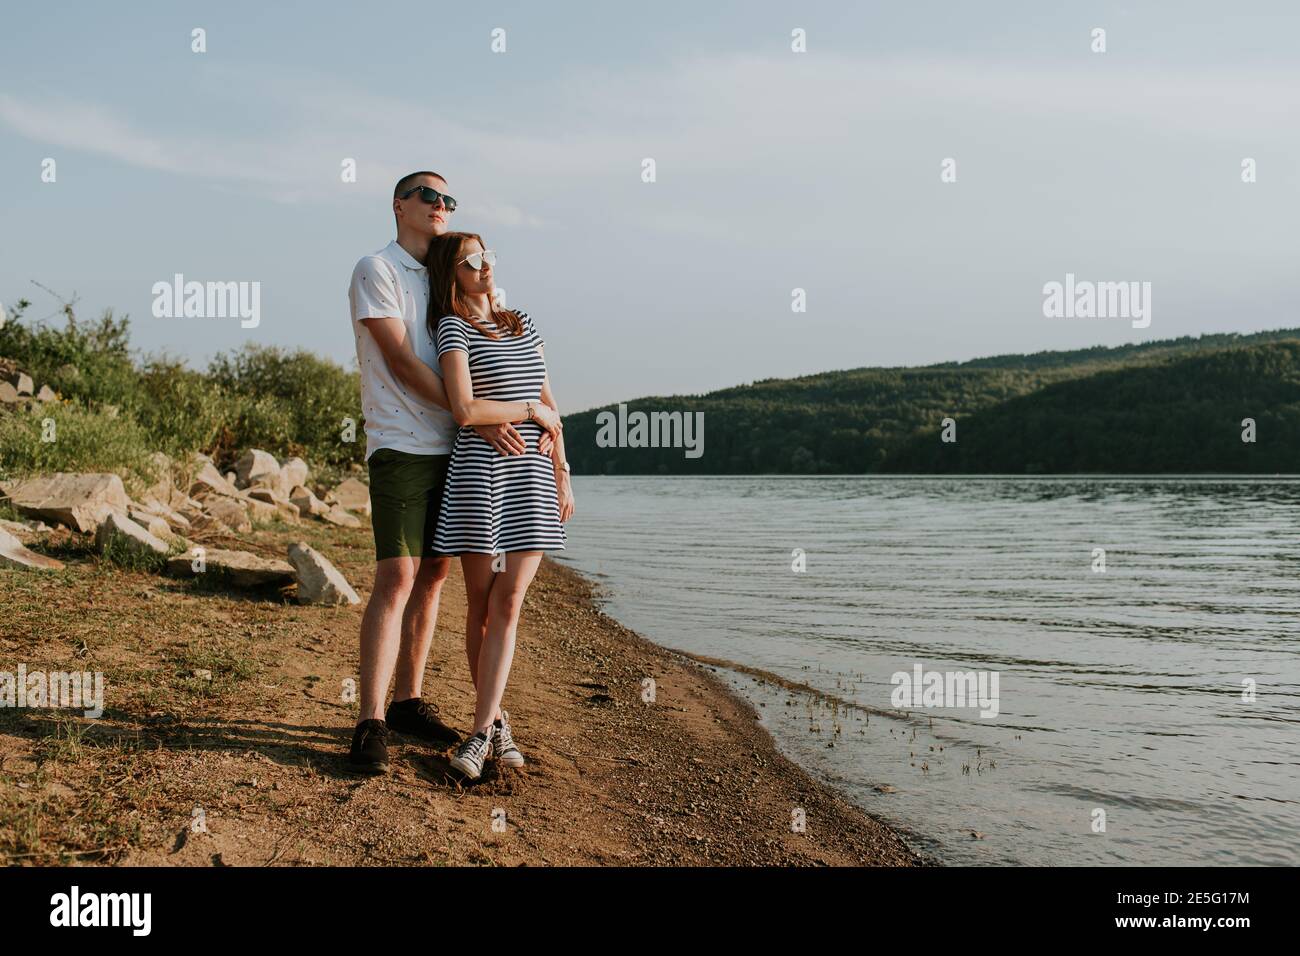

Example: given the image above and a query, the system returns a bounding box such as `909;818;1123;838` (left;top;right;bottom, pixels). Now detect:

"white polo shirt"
348;240;456;459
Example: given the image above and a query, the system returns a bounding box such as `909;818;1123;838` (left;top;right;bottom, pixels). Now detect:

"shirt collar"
387;240;425;271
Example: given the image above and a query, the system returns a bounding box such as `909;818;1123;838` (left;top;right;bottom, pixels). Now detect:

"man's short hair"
393;170;445;199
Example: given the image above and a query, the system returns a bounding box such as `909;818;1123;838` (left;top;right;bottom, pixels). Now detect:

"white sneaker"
449;731;492;780
491;711;525;768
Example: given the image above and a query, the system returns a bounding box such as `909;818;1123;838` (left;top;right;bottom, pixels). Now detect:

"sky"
2;1;1298;412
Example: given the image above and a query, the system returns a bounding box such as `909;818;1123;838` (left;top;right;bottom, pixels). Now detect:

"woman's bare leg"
470;551;543;734
460;554;501;723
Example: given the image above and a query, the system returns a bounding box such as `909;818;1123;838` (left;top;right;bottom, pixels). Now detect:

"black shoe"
348;719;390;775
385;698;461;746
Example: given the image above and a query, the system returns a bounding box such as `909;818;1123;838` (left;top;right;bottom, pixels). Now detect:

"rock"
165;548;295;588
143;452;174;505
280;457;309;490
144;514;180;544
0;518;50;542
4;472;131;533
224;471;237;485
242;496;278;524
139;499;191;532
103;404;120;419
235;449;280;489
34;384;56;403
322;504;362;529
329;478;371;517
190;514;234;536
0;518;37;543
56;363;80;381
10;371;33;396
188;454;242;498
95;510;170;559
0;381;19;404
287;542;360;605
201;496;252;533
241;487;297;520
289;485;330;517
0;527;64;571
128;503;160;526
168;489;203;513
122;504;179;544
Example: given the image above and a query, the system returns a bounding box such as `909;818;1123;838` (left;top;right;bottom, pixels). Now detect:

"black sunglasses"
399;185;457;212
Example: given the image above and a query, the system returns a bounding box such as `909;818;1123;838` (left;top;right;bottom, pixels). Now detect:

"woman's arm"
539;370;575;522
439;349;562;432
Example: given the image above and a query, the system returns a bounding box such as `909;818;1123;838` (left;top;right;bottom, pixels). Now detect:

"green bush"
208;345;362;466
0;403;155;484
0;302;364;479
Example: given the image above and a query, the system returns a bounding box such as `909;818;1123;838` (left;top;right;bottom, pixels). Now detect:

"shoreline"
0;519;924;866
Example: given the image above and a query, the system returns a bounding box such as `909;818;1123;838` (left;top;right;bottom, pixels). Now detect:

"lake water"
554;476;1300;866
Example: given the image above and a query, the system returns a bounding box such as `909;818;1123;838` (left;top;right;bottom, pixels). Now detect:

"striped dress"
432;311;566;555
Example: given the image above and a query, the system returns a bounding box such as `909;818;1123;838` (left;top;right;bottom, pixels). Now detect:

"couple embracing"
345;170;574;780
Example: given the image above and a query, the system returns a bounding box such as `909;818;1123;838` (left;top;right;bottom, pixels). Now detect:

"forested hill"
563;329;1300;475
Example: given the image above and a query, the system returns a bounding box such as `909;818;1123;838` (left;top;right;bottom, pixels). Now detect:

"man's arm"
362;317;451;410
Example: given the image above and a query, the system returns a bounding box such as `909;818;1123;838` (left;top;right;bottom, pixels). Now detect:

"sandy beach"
0;517;923;867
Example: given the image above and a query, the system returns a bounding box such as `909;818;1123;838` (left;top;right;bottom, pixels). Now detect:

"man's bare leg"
392;556;451;702
358;557;419;722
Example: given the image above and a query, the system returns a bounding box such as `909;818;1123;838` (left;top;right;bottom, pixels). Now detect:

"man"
346;170;546;773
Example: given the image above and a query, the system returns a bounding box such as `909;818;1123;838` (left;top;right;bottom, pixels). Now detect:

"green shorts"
366;449;450;560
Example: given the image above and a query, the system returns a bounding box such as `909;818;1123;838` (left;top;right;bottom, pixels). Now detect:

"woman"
425;231;575;780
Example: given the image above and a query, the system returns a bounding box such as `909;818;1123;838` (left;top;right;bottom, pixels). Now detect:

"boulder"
10;371;33;396
235;449;280;489
0;518;36;543
246;490;301;523
242;496;278;524
188;454;242;498
201;496;252;533
329;478;371;517
322;504;361;529
190;514;234;536
0;381;19;404
128;503;161;527
289;485;330;517
0;527;64;571
95;510;170;559
165;547;295;588
144;514;181;544
280;457;310;490
138;499;191;532
34;384;57;403
143;452;174;505
287;542;361;605
168;489;203;514
4;472;131;533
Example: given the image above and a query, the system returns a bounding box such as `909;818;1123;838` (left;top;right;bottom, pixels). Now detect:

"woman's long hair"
425;231;523;341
